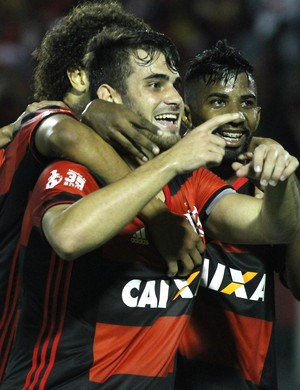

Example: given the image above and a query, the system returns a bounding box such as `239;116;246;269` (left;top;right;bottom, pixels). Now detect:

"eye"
209;98;225;107
241;99;256;108
148;81;162;89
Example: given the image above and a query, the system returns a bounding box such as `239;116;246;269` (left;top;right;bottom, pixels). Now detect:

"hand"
167;113;243;174
248;136;280;152
147;210;205;277
233;144;299;187
81;99;162;161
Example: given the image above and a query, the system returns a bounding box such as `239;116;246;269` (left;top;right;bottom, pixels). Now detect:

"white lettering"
138;281;158;308
250;274;266;301
122;279;141;307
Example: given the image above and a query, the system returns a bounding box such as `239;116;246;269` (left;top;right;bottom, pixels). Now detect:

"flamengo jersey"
176;178;285;390
0;107;77;381
2;160;234;389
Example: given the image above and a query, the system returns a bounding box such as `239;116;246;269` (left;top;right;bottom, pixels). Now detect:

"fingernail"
280;175;286;181
152;146;160;154
260;179;268;187
269;180;277;186
255;165;262;173
142;156;148;162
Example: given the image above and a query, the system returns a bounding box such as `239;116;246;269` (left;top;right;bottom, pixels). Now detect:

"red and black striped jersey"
176;178;285;390
0;107;77;381
2;160;234;389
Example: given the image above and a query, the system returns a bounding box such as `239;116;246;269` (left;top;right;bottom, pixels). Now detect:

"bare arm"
0;101;67;148
41;113;237;260
285;229;300;301
206;159;300;244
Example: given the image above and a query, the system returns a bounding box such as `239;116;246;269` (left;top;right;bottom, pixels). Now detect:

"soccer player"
176;39;300;389
0;1;200;381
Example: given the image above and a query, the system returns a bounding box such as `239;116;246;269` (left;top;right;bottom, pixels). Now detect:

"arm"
206;160;300;245
41;113;237;260
285;229;300;301
36;111;232;275
0;101;67;148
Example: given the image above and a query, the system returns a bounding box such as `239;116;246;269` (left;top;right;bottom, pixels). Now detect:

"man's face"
121;50;184;150
190;72;261;162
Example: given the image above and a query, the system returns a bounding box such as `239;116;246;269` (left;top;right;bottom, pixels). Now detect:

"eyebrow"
207;92;257;99
144;73;182;84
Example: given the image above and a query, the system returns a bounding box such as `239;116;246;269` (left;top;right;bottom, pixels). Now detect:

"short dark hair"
185;39;255;103
32;1;150;101
84;26;180;99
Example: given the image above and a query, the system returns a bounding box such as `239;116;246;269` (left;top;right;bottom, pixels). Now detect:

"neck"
211;161;237;185
64;91;90;116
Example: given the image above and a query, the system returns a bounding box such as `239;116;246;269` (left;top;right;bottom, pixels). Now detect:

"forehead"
129;49;180;80
200;72;257;95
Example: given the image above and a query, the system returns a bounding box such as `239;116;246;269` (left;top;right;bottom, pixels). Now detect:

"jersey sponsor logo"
45;168;86;190
46;169;63;189
200;258;266;301
130;227;149;245
122;271;200;308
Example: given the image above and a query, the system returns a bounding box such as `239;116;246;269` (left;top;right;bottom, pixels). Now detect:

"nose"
225;102;246;124
164;85;183;106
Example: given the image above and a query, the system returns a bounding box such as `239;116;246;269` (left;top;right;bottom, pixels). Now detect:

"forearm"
261;174;300;243
285;229;300;300
43;150;178;259
37;114;170;219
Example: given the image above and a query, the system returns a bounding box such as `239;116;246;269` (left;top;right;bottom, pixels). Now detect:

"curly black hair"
184;39;254;103
84;27;180;100
32;0;151;100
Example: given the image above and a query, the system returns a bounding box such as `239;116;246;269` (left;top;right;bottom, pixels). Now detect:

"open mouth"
154;113;179;131
213;129;247;147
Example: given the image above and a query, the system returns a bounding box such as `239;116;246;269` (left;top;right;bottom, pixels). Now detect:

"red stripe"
22;252;56;390
90;315;190;383
29;260;65;389
232;177;248;190
180;307;273;384
0;306;19;381
0;243;20;329
39;261;73;389
0;244;21;379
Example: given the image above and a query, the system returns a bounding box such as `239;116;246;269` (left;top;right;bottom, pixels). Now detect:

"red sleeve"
29;160;100;228
0;148;4;167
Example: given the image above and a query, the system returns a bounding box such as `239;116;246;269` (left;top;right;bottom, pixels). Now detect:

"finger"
267;151;291;185
189;246;203;267
177;255;195;277
232;161;251;177
280;156;299;181
109;131;156;161
196;112;243;134
166;259;179;278
121;127;160;156
133;116;161;135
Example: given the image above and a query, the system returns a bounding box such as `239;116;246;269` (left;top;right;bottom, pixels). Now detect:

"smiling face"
190;72;261;162
120;49;184;150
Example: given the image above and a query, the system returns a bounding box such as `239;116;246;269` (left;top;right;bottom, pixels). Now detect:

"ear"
183;104;193;129
96;84;122;104
67;68;89;93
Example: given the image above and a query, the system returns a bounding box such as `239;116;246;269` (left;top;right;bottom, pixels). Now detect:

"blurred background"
0;0;299;387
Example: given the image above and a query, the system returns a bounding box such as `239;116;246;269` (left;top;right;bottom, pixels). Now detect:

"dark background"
0;0;299;387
